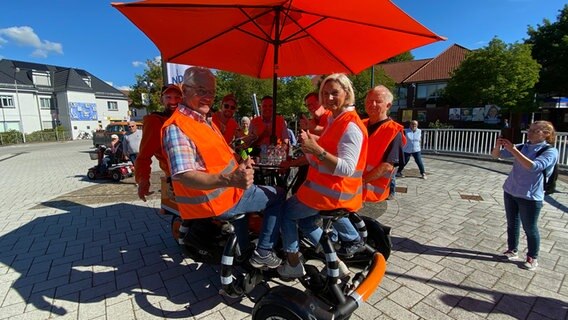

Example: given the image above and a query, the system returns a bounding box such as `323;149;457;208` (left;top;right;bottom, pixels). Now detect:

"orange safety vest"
161;110;244;220
362;119;405;202
251;115;286;146
212;112;239;144
297;110;368;212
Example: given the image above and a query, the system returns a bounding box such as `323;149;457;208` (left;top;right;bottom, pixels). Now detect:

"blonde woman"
491;121;559;270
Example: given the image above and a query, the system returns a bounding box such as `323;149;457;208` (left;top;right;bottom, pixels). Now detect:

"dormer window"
83;76;92;88
32;72;51;86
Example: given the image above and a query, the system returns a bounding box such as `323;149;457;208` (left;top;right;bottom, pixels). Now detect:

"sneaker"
387;194;395;200
277;261;306;278
249;250;282;269
502;249;518;260
421;174;427;180
395;172;404;178
524;256;538;270
337;239;365;258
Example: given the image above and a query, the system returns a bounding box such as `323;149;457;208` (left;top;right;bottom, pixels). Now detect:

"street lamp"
14;67;25;143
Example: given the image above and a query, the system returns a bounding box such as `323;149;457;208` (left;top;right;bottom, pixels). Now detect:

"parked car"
92;121;143;147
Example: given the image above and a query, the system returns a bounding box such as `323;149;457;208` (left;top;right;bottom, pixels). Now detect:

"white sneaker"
277;261;306;278
321;260;350;278
502;249;518;261
524;256;538;270
421;174;427;180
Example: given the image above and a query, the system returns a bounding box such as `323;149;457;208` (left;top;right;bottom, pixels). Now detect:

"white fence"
421;129;568;167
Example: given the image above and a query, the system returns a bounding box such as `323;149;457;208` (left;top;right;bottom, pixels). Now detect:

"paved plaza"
0;140;567;320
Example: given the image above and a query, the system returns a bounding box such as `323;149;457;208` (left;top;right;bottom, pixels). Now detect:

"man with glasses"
136;84;182;201
161;67;285;267
247;96;289;155
123;121;143;165
212;93;239;144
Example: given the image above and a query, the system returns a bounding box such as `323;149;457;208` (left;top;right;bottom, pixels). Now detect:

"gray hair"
367;85;393;104
182;67;215;87
240;116;250;124
319;73;355;106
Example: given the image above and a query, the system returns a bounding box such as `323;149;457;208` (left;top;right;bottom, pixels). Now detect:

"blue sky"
0;0;565;90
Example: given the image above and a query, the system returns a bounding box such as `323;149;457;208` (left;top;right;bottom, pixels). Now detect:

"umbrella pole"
270;7;281;145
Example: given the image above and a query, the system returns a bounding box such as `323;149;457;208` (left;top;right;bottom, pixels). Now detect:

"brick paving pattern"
0;140;566;319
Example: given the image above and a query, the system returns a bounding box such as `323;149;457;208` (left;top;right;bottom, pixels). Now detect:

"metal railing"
422;128;568;167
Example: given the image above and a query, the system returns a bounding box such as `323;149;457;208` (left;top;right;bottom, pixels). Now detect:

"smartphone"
500;128;513;141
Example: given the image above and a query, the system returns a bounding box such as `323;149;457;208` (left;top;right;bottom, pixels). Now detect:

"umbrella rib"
287;8;443;41
169;8;273;62
278;13;355;74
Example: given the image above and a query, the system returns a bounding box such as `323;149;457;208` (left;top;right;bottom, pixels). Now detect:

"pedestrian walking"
397;120;426;179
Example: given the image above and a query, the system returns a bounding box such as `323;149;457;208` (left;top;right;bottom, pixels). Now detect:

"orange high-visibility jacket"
161;110;244;220
362;119;405;202
135;112;171;184
297;110;368;212
250;115;286;146
212;112;239;144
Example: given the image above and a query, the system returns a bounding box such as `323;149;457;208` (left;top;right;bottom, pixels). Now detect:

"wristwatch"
317;150;327;161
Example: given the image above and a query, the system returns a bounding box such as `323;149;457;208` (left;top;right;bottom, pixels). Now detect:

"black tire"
87;171;96;180
361;216;392;261
254;305;302;320
111;171;121;182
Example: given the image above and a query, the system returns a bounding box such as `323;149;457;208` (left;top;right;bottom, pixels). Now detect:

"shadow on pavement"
0;200;251;318
392;236;502;262
388;272;568;319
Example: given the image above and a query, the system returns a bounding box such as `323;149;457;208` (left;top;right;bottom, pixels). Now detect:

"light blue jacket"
500;142;558;201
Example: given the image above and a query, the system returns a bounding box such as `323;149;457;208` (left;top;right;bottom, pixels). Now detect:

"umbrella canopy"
113;0;444;140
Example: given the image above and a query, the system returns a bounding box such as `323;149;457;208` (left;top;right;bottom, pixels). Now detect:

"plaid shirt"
163;104;209;177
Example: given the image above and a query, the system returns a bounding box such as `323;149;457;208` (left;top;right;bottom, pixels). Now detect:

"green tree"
277;76;316;118
525;4;568;97
215;71;272;117
129;59;164;113
385;51;415;63
444;38;540;111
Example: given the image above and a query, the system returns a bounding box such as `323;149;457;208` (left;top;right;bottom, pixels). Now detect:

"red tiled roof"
379;44;471;84
378;59;431;83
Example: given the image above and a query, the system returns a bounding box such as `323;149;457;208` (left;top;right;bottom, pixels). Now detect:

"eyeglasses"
128;125;136;128
528;128;547;133
223;103;236;110
186;86;215;97
164;95;181;100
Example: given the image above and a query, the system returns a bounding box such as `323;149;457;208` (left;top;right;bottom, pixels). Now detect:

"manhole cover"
460;194;483;201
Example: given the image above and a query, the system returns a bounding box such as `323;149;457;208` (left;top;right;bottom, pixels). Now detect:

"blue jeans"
273;195;360;253
390;175;396;196
400;152;425;175
219;185;285;252
503;192;543;259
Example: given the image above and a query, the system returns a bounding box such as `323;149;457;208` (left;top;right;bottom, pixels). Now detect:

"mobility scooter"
87;145;134;182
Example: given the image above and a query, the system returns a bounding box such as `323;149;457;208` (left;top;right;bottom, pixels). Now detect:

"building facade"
0;59;129;138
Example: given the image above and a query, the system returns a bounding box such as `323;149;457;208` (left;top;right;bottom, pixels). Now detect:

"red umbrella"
113;0;444;140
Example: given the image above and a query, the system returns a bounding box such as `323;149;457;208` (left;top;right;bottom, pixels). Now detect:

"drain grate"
395;187;407;193
460;194;483;201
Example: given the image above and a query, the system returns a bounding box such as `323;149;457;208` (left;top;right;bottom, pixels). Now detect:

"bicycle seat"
318;209;352;220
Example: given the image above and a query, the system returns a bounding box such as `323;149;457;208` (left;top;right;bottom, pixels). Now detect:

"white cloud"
132;61;145;68
116;85;132;91
0;26;63;57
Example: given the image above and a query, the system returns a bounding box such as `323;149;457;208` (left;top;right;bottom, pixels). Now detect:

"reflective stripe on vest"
310;161;364;178
304;180;362;201
175;159;237;205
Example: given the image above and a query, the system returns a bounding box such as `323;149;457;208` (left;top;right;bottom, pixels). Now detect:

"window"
0;95;15;108
42;121;54;129
32;72;51;86
83;76;92;87
107;101;118;111
40;97;53;110
416;83;447;99
393;87;408;107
